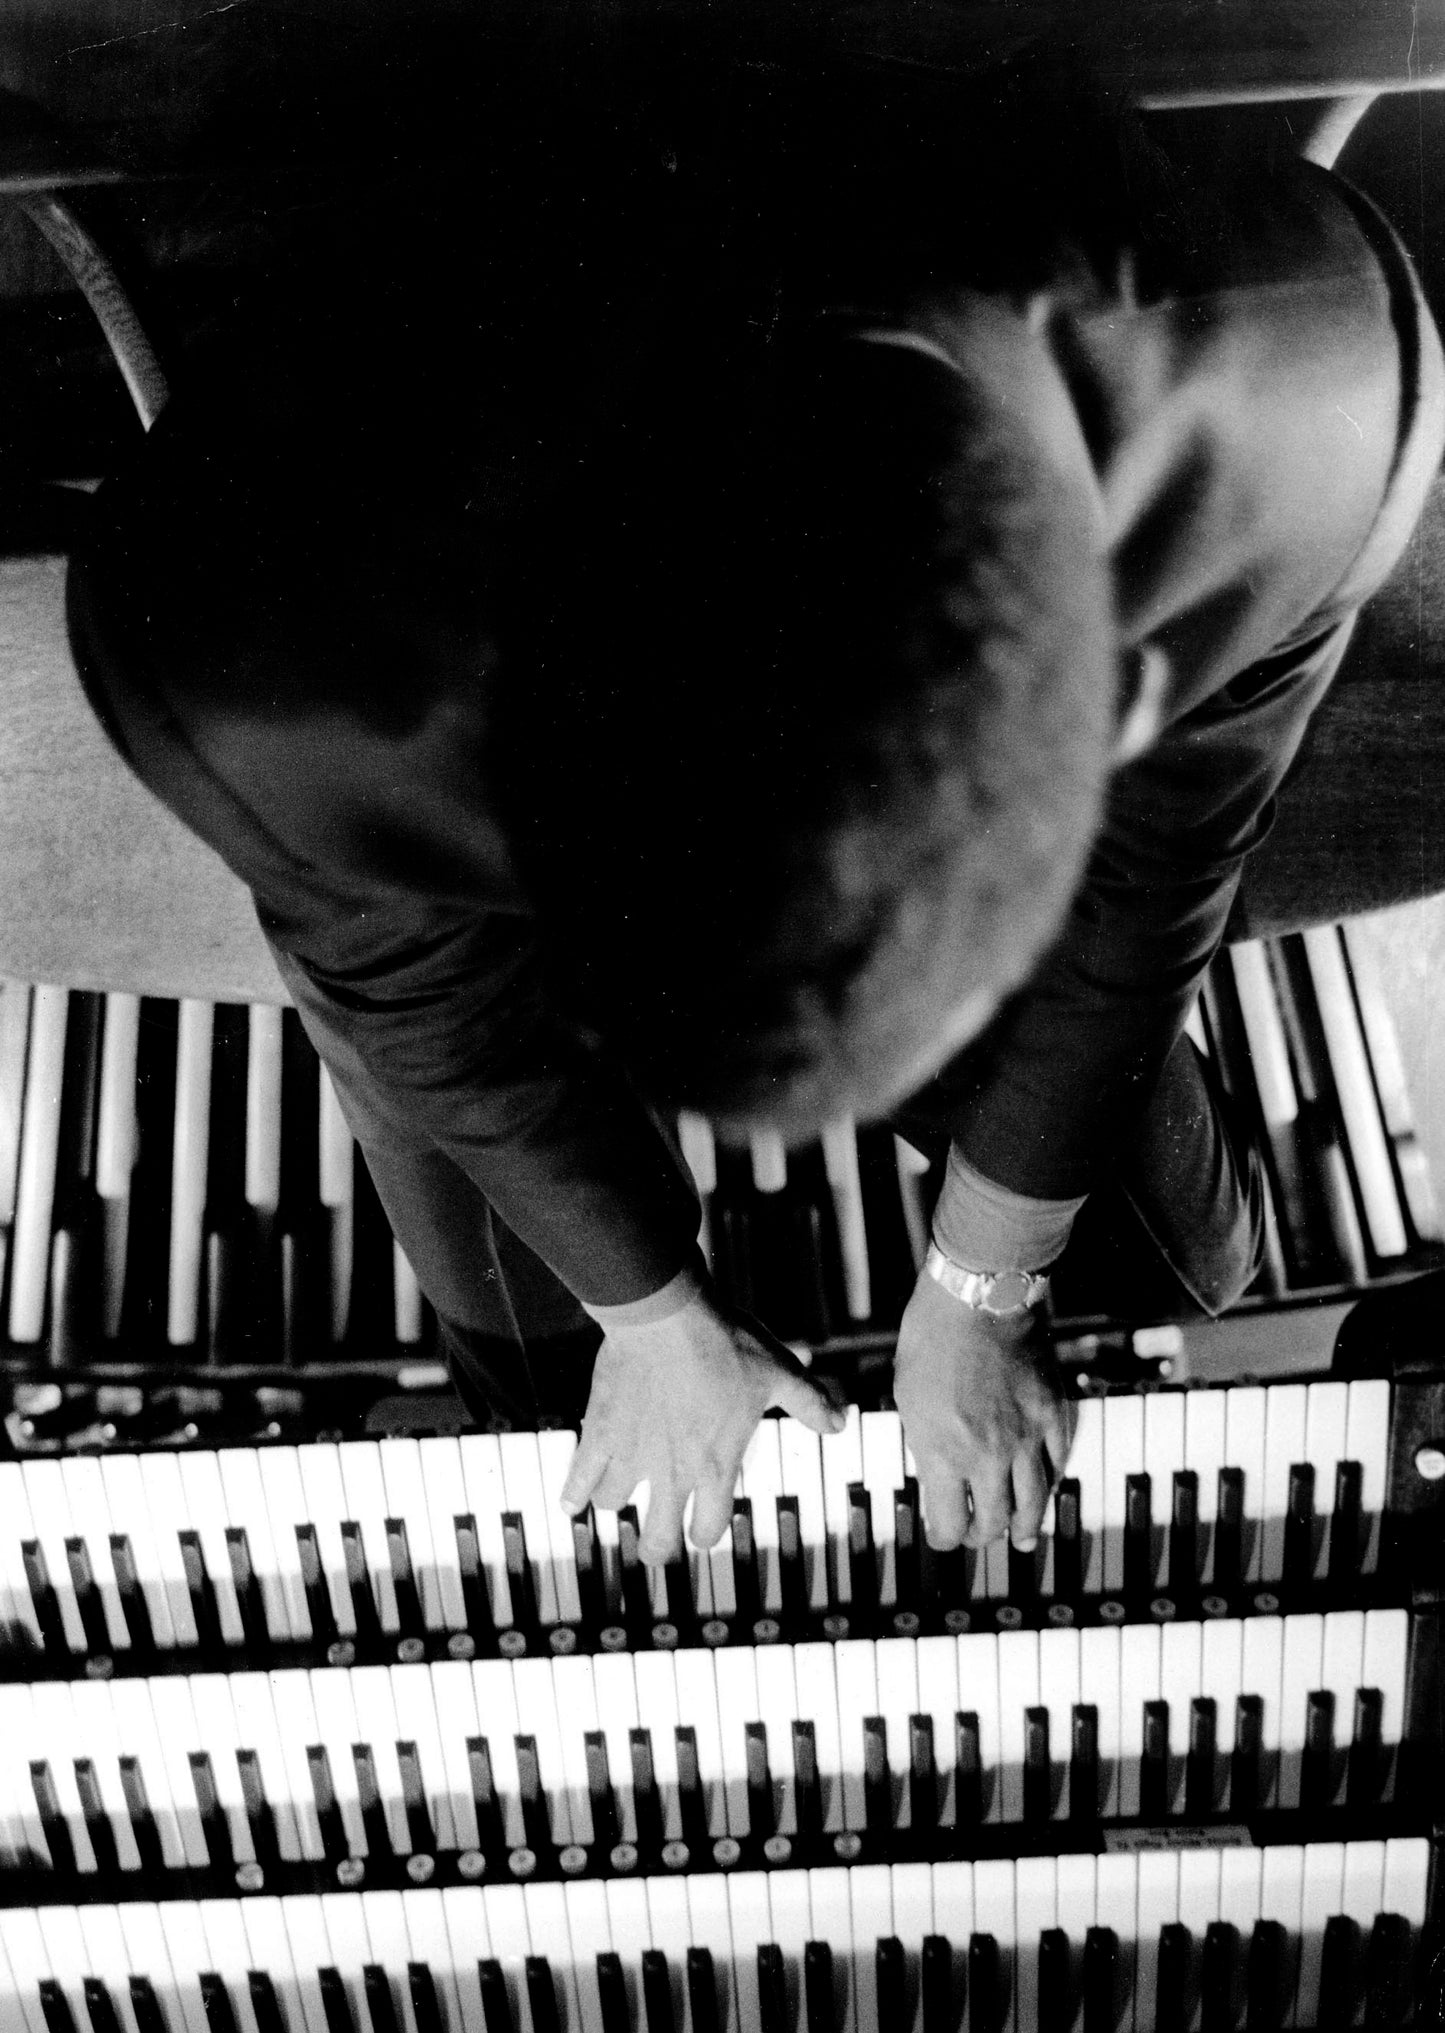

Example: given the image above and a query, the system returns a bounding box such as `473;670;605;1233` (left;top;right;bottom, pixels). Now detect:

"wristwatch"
924;1242;1051;1317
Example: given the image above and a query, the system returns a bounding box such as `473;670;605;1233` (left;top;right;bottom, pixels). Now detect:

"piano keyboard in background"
0;1843;1434;2033
0;1379;1425;1677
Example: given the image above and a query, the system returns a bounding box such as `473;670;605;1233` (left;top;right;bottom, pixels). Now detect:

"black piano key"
525;1960;560;2033
1022;1706;1051;1824
756;1945;788;2033
662;1549;694;1644
926;1540;973;1621
731;1499;762;1632
847;1483;878;1618
1282;1463;1315;1590
514;1735;551;1852
676;1726;709;1854
225;1526;270;1653
278;1007;327;1366
199;1975;238;2033
1363;1913;1413;2031
121;997;178;1353
1329;1459;1364;1585
1169;1470;1200;1597
1200;1921;1239;2033
189;1751;234;1870
397;1739;435;1854
308;1743;349;1861
862;1716;891;1835
968;1933;998;2033
408;1965;444;2033
83;1979;124;2033
1070;1704;1099;1823
73;1757;119;1876
955;1711;983;1825
51;991;104;1362
804;1941;834;2033
1083;1927;1117;2033
22;1541;69;1656
237;1746;281;1874
1140;1699;1171;1819
1301;1689;1336;1809
1156;1924;1191;2033
1230;1694;1263;1813
777;1496;808;1628
587;1730;621;1851
353;1743;392;1859
341;1522;384;1648
1348;1687;1385;1807
455;1515;498;1645
1052;1479;1082;1602
895;1479;923;1610
295;1524;338;1648
1244;1919;1286;2033
921;1936;953;2033
178;1529;225;1654
1186;1697;1218;1817
617;1507;652;1631
128;1979;169;2033
572;1507;610;1633
203;1003;251;1363
118;1755;163;1875
249;1973;287;2033
716;1196;755;1316
466;1736;506;1858
65;1538;111;1658
479;1962;517;2033
1214;1467;1245;1594
631;1726;663;1852
876;1938;905;2032
746;1721;776;1838
686;1949;719;2033
1123;1472;1153;1599
386;1519;425;1641
1318;1916;1361;2031
108;1534;156;1657
909;1712;938;1832
641;1950;676;2033
1006;1534;1039;1605
40;1982;79;2033
320;1968;357;2033
363;1968;402;2033
1038;1929;1071;2033
793;1719;822;1842
30;1759;74;1874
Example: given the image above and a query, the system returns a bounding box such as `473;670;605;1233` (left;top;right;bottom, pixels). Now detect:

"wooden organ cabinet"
1;6;1444;2029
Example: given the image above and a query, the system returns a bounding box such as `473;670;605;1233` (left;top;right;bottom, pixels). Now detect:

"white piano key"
1302;926;1408;1259
973;1858;1018;2033
214;1449;292;1645
340;1443;401;1633
159;1900;220;2033
536;1428;585;1627
416;1438;470;1634
1382;1836;1430;1925
715;1646;760;1837
245;1005;283;1213
1100;1395;1145;1597
1183;1390;1228;1588
822;1119;872;1322
116;1906;187;2033
634;1650;684;1842
458;1435;516;1630
1242;1617;1286;1808
441;1884;493;2033
351;1665;410;1854
35;1908;95;2029
793;1640;846;1835
268;1671;326;1861
0;1906;52;2033
168;997;213;1347
318;1065;353;1208
996;1629;1039;1825
1362;1608;1409;1794
196;1904;261;2033
0;1461;43;1648
360;1891;424;2033
499;1432;560;1630
778;1417;830;1614
1199;1619;1244;1816
914;1635;960;1828
644;1881;693;2033
820;1405;864;1606
726;1874;772;2033
188;1673;256;1864
860;1410;905;1607
594;1649;645;1845
873;1639;917;1833
32;1681;99;1872
1142;1393;1187;1591
1134;1851;1179;2033
1297;1843;1346;2030
0;1684;51;1867
0;982;33;1227
99;1455;176;1650
1260;1384;1309;1584
512;1654;574;1847
96;993;139;1336
139;1451;201;1649
1035;1626;1080;1825
1259;1846;1305;2031
1316;1612;1366;1811
754;1643;801;1835
1225;1387;1268;1584
19;1458;89;1653
277;1892;332;2033
309;1669;371;1859
1117;1624;1161;1820
405;1885;469;2033
1079;1625;1120;1820
1304;1381;1351;1581
1217;1844;1262;1937
114;1677;202;1868
394;1243;425;1345
319;1891;374;2033
380;1438;443;1631
58;1455;129;1652
1054;1852;1096;2017
296;1443;358;1638
8;981;66;1343
956;1630;1003;1826
251;1448;315;1642
470;1660;525;1850
1068;1396;1106;1596
563;1880;611;2033
749;1132;787;1194
834;1639;878;1835
549;1652;599;1847
850;1862;893;2033
68;1680;143;1873
1344;1379;1391;1575
686;1877;735;2033
678;1111;717;1199
607;1875;656;2010
1093;1855;1136;2033
740;1417;786;1617
809;1868;856;2033
1159;1620;1202;1818
674;1646;731;1838
1013;1856;1056;2033
391;1664;455;1851
1176;1849;1222;2002
892;1860;934;1984
1278;1615;1324;1812
427;1661;482;1856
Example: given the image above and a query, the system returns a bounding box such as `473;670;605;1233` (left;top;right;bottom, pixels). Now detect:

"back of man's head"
502;307;1117;1133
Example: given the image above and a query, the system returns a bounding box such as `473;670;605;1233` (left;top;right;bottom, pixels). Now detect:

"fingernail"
1013;1536;1038;1553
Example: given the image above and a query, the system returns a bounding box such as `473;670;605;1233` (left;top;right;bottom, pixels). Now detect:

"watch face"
981;1269;1034;1314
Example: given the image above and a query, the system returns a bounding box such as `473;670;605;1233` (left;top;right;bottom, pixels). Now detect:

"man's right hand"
560;1284;846;1564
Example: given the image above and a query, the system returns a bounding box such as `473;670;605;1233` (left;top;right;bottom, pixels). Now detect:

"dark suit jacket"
65;96;1445;1306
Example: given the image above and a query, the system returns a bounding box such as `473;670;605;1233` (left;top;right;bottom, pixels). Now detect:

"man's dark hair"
499;318;1117;1132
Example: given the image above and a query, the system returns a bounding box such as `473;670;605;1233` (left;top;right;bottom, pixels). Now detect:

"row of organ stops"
0;984;932;1367
0;1844;1434;2033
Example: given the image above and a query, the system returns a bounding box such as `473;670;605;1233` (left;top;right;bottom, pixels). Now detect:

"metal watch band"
923;1242;1051;1317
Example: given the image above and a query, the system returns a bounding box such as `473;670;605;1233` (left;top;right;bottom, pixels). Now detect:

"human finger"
962;1459;1010;1548
1009;1445;1051;1549
1043;1393;1077;1483
918;1466;969;1552
638;1475;688;1565
767;1360;847;1434
591;1459;639;1513
688;1460;741;1550
561;1425;614;1513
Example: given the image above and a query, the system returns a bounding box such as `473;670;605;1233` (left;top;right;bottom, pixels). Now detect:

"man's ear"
1112;644;1170;764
